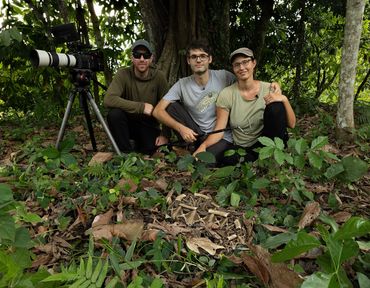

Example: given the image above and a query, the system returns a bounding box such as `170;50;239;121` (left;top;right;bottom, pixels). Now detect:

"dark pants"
166;102;231;164
220;102;289;166
107;108;160;154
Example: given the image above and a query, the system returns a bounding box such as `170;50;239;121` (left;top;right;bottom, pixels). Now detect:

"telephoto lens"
30;49;77;68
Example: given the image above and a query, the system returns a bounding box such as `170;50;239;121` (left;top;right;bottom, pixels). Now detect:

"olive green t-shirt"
216;81;270;147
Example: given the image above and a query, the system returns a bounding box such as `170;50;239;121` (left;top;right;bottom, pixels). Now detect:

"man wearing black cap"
104;39;169;154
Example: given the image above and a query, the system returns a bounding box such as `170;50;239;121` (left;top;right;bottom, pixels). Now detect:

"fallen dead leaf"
261;224;289;233
241;253;270;286
141;229;160;241
331;211;352;223
91;219;144;241
186;237;225;255
92;209;113;227
298;201;321;229
247;244;303;288
88;152;113;166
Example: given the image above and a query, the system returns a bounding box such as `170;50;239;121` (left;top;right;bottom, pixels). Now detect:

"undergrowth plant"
271;216;370;288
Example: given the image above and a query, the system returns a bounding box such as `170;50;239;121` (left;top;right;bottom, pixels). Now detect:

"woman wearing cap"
193;47;296;165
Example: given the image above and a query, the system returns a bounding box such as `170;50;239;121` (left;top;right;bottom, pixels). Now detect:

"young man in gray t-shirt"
152;39;235;162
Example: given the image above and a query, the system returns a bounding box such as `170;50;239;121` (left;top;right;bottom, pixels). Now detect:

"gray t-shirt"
164;70;235;142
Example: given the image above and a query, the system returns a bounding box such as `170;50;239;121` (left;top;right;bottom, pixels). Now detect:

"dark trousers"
220;102;289;166
107;108;160;154
166;102;231;164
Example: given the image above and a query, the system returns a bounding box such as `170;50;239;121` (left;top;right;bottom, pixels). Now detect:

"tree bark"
138;0;231;85
336;0;365;141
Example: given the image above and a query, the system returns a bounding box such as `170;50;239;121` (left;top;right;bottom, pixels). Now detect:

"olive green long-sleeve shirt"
103;65;170;137
103;65;169;114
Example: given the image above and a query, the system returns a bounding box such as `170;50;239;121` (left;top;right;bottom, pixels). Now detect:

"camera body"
30;23;104;72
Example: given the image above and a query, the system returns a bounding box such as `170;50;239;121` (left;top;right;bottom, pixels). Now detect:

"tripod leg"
85;91;122;156
56;90;76;150
80;90;97;151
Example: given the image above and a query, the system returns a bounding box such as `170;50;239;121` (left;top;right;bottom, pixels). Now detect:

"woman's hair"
186;39;212;57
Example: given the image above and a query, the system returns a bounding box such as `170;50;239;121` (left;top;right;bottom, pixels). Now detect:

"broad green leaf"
341;156;368;182
0;30;11;46
258;136;275;147
294;155;305;169
357;272;370;288
61;153;77;166
318;214;338;233
327;237;358;269
196;151;216;164
230;192;240;207
274;149;285;165
301;272;333;288
295;138;308;155
59;138;75;152
308;151;323;169
210;166;235;178
334;217;370;240
262;232;295;249
311;136;328;150
13;227;34;249
0;184;13;204
252;177;270;189
324;163;345;179
150;277;164;288
0;211;16;242
274;137;285;150
177;154;194;171
271;231;321;262
224;149;235;156
42;147;60;159
258;146;274;160
336;266;353;288
9;27;22;42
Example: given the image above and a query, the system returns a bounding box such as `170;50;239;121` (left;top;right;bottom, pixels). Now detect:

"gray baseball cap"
229;47;254;62
132;39;153;54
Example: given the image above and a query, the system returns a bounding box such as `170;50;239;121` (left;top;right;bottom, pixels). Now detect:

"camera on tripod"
30;23;104;72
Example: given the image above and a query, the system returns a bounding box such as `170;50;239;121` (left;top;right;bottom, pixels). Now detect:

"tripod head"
71;68;92;87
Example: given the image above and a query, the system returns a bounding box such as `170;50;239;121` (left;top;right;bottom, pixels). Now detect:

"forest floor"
0;108;369;287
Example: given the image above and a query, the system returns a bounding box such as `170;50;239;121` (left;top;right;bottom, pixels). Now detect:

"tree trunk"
138;0;230;85
336;0;365;142
251;0;274;63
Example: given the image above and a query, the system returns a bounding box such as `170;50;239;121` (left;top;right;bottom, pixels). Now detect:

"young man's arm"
153;98;198;143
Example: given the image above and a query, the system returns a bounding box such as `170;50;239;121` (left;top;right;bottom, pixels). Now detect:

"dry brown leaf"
186;237;225;255
88;152;113;166
247;244;303;288
121;196;137;205
241;253;270;286
31;254;53;269
298;201;321;229
261;224;289;233
92;219;144;241
331;211;352;223
155;178;168;191
183;210;201;225
111;220;144;240
141;229;160;241
117;178;137;193
92;209;113;227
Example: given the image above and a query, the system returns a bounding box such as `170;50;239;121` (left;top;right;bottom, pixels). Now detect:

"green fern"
42;255;119;288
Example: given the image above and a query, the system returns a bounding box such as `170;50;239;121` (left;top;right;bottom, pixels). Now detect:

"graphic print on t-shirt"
196;91;219;113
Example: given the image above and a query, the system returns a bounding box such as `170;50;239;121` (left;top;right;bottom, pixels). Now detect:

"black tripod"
56;69;121;155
